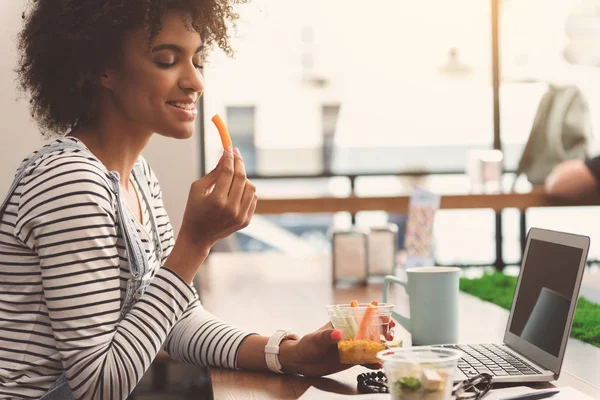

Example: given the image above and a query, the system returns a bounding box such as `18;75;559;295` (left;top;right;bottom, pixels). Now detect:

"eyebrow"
151;44;204;53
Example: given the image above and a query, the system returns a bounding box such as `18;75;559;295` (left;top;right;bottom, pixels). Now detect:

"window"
203;0;494;177
226;106;257;174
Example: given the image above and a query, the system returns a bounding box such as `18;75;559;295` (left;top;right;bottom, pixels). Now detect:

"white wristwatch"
264;329;298;374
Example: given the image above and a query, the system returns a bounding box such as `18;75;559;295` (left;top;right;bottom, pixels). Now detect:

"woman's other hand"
279;322;395;377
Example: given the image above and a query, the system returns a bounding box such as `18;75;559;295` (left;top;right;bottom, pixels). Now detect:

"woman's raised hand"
166;147;257;283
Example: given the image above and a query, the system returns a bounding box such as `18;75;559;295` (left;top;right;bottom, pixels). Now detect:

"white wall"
0;1;45;195
143;134;200;236
0;1;199;236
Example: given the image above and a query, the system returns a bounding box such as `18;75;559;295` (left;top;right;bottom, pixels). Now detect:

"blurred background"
200;0;600;268
2;0;600;268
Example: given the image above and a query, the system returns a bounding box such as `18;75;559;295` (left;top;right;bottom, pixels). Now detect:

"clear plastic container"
325;303;395;364
377;347;461;400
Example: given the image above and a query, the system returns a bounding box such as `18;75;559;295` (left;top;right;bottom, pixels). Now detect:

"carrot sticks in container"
329;300;393;364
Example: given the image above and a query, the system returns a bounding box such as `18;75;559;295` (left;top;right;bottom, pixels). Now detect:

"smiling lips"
167;100;196;110
166;100;197;120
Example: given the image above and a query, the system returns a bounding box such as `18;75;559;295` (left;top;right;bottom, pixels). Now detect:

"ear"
98;69;114;90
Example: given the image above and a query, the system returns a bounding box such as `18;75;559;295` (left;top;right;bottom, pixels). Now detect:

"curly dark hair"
16;0;245;136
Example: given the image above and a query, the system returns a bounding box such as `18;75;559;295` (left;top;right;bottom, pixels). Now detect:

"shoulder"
18;138;110;182
17;138;115;211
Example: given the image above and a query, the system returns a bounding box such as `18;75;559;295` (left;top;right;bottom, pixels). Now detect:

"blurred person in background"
545;157;600;199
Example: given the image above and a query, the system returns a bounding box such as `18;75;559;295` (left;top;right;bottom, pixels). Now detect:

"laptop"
440;227;590;383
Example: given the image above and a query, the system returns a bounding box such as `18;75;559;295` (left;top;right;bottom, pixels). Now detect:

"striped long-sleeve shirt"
0;137;252;399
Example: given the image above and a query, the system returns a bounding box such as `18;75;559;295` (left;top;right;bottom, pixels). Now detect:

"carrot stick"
355;304;376;340
350;300;359;308
370;300;381;342
211;114;233;149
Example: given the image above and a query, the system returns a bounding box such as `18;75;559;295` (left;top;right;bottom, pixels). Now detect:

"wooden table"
197;253;600;399
255;187;600;215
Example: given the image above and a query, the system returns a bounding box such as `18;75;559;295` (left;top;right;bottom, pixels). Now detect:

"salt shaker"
368;224;398;276
332;227;369;286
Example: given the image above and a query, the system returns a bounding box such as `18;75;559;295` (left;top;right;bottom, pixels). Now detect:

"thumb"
318;328;343;345
195;167;219;193
203;166;219;181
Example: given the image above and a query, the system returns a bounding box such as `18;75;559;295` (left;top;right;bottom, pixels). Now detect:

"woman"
0;1;393;399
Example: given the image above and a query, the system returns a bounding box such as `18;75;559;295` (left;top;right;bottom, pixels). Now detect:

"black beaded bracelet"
356;370;389;394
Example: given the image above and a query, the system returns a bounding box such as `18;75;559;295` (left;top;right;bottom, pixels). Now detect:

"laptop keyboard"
439;344;542;378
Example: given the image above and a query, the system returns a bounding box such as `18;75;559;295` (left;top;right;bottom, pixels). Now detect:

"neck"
70;120;152;188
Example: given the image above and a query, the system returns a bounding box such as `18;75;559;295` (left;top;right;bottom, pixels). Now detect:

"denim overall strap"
107;171;147;280
39;373;75;400
132;161;164;262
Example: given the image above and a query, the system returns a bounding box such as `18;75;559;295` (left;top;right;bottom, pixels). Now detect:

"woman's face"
102;11;204;139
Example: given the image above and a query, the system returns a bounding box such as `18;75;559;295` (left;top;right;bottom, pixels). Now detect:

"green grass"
459;272;600;349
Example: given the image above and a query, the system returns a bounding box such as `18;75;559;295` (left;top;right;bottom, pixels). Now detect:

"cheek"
118;70;171;113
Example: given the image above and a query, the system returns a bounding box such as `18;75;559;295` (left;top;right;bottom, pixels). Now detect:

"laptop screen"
508;238;583;357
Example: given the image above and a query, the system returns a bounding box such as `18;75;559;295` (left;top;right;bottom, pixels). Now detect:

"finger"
200;167;219;194
228;148;247;202
240;193;258;229
385;330;394;341
380;316;395;336
363;363;383;370
189;168;219;198
317;329;342;345
380;315;393;332
246;193;258;221
212;148;235;199
239;181;256;222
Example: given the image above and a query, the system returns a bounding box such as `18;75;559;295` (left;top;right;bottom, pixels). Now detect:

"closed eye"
156;62;175;69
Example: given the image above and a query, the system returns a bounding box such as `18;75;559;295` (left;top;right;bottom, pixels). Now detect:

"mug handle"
383;275;410;331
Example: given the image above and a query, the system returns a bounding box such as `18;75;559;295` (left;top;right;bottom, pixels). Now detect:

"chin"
158;124;195;139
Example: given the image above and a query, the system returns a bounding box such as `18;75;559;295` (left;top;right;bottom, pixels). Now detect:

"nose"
179;61;204;95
